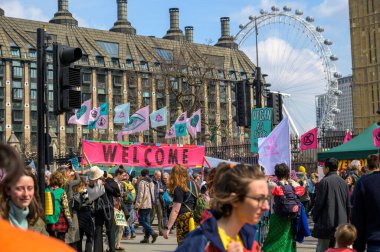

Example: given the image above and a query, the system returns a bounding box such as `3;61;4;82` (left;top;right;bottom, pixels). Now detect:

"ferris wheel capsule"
249;15;255;21
306;16;314;22
324;39;333;45
239;24;244;29
271;6;280;12
283;6;291;12
260;9;267;15
331;108;340;114
295;9;303;15
330;55;338;61
333;90;342;96
333;72;342;78
316;26;324;32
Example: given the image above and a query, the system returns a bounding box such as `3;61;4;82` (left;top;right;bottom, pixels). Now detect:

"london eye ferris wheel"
235;5;341;135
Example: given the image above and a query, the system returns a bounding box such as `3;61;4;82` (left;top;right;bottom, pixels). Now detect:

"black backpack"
273;182;300;218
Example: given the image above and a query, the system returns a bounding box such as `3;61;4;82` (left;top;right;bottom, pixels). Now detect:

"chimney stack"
215;17;238;49
163;8;184;41
49;0;78;26
110;0;136;35
185;26;194;43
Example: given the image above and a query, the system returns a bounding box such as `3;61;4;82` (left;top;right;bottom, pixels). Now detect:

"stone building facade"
0;0;257;156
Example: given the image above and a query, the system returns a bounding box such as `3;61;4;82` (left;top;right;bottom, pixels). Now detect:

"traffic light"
233;80;251;127
53;43;83;114
267;92;283;125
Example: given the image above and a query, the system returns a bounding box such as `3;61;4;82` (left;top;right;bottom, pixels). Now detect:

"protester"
58;164;81;249
88;166;120;252
307;172;318;214
0;143;74;252
345;174;356;199
74;177;94;252
175;163;269;251
263;163;304;252
352;154;380;252
113;168;128;251
151;170;164;236
134;169;157;244
161;172;171;233
0;168;47;235
312;158;350;252
46;171;73;241
121;169;136;240
326;224;357;252
163;164;198;245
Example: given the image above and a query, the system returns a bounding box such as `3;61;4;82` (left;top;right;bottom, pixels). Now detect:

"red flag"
343;130;352;143
300;127;318;150
372;127;380;147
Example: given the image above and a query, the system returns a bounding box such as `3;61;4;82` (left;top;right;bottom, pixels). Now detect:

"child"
326;224;357;252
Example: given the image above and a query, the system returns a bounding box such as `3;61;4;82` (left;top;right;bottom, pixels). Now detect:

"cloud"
1;0;49;21
312;0;348;17
241;37;326;131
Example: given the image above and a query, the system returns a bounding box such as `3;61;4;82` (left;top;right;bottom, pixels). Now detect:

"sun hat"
89;166;104;181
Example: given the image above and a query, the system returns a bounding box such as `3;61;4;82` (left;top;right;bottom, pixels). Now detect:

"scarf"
8;200;29;230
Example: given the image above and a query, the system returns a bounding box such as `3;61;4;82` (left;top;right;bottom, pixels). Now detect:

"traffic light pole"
37;28;46;206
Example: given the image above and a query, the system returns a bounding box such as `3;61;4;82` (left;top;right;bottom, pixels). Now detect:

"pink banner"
82;140;205;167
300;127;318;150
372;127;380;147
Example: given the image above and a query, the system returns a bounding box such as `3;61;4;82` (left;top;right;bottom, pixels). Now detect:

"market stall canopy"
318;123;379;161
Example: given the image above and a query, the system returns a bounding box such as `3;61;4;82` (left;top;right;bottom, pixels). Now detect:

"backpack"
273;182;300;218
70;191;83;211
45;187;65;224
185;181;209;223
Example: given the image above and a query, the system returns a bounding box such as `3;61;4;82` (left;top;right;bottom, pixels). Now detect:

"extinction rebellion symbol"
302;133;315;146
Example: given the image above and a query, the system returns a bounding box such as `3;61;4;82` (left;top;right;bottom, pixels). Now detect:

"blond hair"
335;224;357;247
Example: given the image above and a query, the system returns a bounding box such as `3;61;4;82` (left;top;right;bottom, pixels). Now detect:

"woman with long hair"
176;163;269;251
46;171;73;241
163;164;198;245
0;168;47;234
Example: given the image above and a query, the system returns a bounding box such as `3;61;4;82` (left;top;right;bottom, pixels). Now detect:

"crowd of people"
0;141;380;252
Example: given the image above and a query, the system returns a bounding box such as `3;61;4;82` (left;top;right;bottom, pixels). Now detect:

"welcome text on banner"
82;140;205;167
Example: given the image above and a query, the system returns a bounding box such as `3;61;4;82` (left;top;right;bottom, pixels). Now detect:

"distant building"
334;75;353;132
0;0;257;155
349;0;380;133
315;93;328;129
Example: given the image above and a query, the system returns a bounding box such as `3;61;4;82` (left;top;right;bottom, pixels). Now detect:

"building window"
112;58;119;68
140;61;149;71
29;49;37;58
113;75;122;87
12;61;23;78
96;56;105;66
30;68;37;79
95;41;119;58
81;55;89;64
12;88;24;100
10;47;21;57
46;51;53;62
126;59;134;69
98;94;107;104
12;110;23;121
30;90;37;100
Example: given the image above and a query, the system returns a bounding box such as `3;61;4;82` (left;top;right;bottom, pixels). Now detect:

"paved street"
117;222;318;252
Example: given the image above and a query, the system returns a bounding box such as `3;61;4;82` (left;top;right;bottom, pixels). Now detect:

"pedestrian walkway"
116;225;318;252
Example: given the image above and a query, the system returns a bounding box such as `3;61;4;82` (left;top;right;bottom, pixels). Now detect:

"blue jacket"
176;210;262;252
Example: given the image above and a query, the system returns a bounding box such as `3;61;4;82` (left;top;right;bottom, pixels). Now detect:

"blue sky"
1;0;351;133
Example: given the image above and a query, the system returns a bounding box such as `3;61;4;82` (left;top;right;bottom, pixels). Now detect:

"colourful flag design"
150;107;167;128
67;99;92;125
175;123;187;137
165;125;176;139
117;106;150;141
88;102;109;129
186;109;201;138
259;116;291;175
300;127;318;150
114;103;130;124
343;130;352;143
372;127;380;147
175;111;187;124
